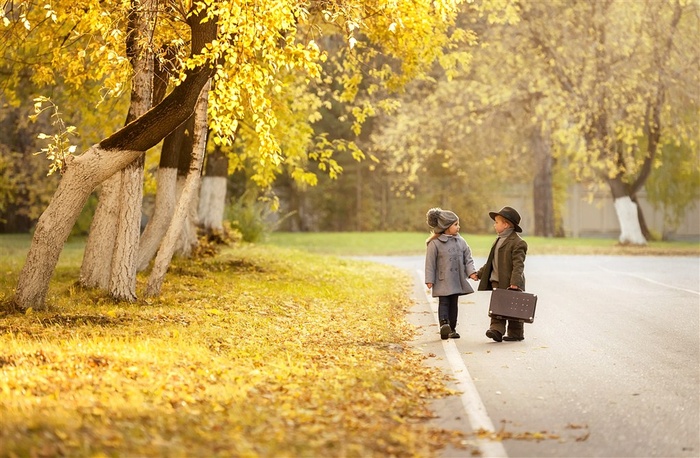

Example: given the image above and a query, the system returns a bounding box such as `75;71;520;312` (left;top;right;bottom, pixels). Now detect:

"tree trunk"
14;11;218;310
80;0;155;301
355;161;362;231
608;178;646;245
15;148;144;308
109;159;144;301
146;81;210;296
532;126;555;237
137;117;192;271
175;118;199;257
631;193;653;240
198;143;228;235
79;174;121;289
174;176;199;257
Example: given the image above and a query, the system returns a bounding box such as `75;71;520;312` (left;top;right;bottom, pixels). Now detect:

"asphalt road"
362;255;700;458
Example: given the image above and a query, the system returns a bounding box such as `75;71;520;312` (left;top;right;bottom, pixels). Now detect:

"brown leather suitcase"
488;288;537;323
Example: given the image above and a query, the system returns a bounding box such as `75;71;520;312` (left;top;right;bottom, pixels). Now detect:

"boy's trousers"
489;281;524;338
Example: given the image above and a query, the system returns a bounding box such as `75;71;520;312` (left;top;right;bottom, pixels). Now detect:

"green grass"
264;231;700;257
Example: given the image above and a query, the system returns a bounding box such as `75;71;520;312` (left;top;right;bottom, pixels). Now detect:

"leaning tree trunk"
137;116;193;271
80;0;156;300
174;117;199;257
79;174;121;289
146;81;210;296
14;11;218;310
198;142;229;235
174;176;201;258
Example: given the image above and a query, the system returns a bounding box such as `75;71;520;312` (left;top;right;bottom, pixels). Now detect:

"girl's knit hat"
426;208;458;232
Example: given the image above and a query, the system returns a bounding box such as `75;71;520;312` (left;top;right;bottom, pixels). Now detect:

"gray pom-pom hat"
426;208;459;233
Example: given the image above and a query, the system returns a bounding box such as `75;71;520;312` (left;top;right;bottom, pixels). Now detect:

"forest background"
0;0;698;311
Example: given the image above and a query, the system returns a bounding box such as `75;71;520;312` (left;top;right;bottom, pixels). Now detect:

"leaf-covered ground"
0;244;470;457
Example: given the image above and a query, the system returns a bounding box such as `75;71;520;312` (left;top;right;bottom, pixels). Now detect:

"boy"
475;206;528;342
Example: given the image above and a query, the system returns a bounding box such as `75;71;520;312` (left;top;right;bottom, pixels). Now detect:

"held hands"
469;273;478;281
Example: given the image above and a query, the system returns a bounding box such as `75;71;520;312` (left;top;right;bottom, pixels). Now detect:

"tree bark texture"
14;11;218;309
174;176;200;258
15;148;143;308
107;0;156;301
79;174;121;289
137;118;191;271
109;160;145;301
146;81;210;296
175;116;199;257
137;168;178;271
532;126;555;237
198;176;227;233
198;143;229;234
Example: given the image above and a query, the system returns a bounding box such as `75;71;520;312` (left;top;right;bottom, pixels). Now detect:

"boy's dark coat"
477;232;528;291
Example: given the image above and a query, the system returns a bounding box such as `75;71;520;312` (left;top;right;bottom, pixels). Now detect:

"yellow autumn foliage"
0;243;468;457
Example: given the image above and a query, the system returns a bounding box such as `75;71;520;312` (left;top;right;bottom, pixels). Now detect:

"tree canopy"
2;0;488;309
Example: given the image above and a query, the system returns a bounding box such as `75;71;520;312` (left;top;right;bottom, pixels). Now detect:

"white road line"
599;266;700;295
418;270;508;458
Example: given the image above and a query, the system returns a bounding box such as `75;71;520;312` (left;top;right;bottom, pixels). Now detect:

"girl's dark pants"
438;294;459;331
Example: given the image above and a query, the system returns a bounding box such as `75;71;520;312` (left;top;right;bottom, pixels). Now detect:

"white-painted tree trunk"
614;196;647;245
79;0;155;300
14;6;217;310
79;174;121;289
146;81;210;296
174;176;200;258
137;167;178;271
15;147;143;309
198;176;227;232
178;186;200;257
109;164;144;301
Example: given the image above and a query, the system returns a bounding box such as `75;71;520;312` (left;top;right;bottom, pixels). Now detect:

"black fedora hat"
489;206;522;232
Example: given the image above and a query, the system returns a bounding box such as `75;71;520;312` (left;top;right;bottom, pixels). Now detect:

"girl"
425;208;478;340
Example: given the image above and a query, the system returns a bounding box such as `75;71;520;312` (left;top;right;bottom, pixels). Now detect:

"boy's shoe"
449;331;460;339
503;335;524;341
485;329;503;342
440;321;451;340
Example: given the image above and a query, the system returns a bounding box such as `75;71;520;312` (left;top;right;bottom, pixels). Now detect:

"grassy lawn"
0;235;463;457
264;231;700;257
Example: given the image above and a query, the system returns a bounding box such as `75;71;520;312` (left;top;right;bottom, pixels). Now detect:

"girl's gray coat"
425;234;477;297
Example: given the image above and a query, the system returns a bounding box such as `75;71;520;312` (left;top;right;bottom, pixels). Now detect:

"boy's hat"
489;206;522;232
426;208;458;232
